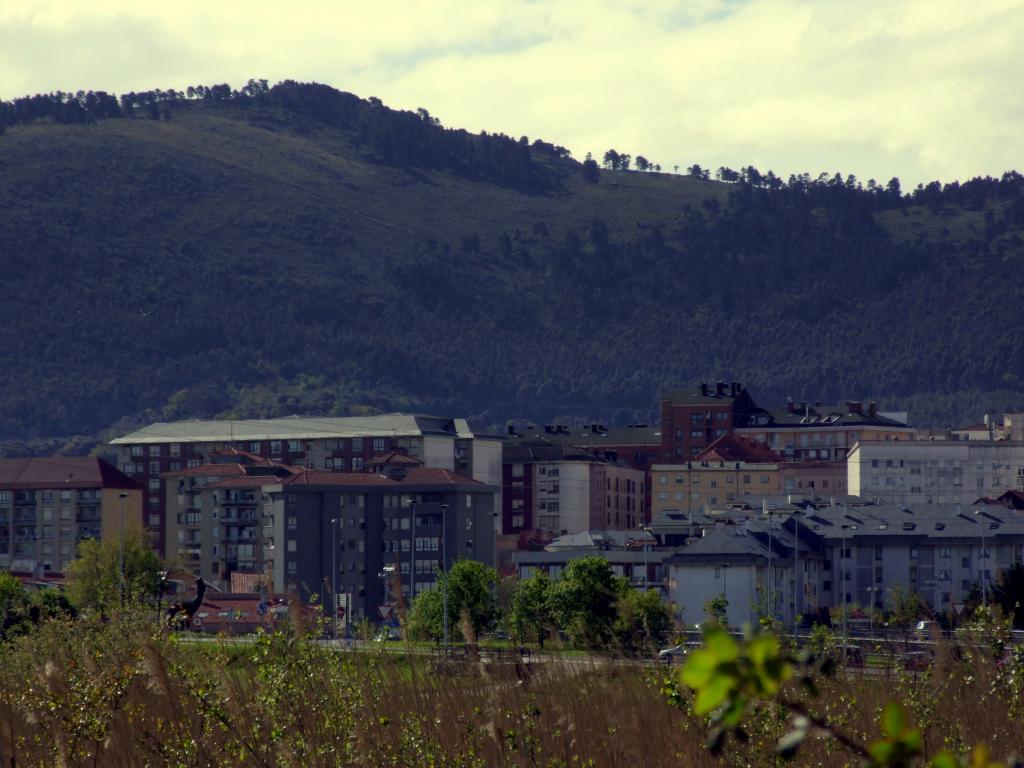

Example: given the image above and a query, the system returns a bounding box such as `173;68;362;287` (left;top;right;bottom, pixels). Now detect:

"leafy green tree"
614;582;672;651
547;556;619;647
0;572;31;640
887;582;924;648
508;570;555;646
580;158;600;183
406;559;497;642
445;559;497;639
704;594;729;627
64;528;164;616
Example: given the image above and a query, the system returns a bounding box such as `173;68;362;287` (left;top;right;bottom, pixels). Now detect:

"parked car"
658;642;702;663
914;620;939;638
375;626;401;641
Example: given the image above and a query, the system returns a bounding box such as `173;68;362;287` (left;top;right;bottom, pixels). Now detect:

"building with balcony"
110;413;502;556
162;459;497;624
0;457;141;573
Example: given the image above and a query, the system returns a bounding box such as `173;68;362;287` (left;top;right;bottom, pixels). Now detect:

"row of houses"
514;495;1024;628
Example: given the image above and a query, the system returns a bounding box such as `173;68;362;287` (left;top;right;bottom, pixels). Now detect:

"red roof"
0;457;139;490
694;434;782;464
368;451;423;466
284;470;399;487
401;467;483;485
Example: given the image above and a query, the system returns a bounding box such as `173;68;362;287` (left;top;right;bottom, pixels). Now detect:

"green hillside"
0;81;1023;449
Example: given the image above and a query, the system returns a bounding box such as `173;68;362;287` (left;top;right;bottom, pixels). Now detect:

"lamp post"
331;517;338;641
721;563;730;628
409;499;416;604
118;491;129;606
641;525;652;590
792;511;802;635
441;503;449;652
840;523;857;650
975;509;988;605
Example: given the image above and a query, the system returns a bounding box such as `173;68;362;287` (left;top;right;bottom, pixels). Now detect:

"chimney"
868;402;878;417
730;381;739;396
700;383;708;397
786;397;795;414
715;381;726;397
847;401;863;416
544;425;555;434
507;424;517;436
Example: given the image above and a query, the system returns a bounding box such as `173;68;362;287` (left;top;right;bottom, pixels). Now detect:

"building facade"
848;440;1024;507
501;436;644;537
0;457;141;573
658;381;760;462
111;413;502;558
163;459;497;623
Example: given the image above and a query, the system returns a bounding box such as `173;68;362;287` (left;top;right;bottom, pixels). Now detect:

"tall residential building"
0;457;141;573
658;381;761;461
848;440;1024;507
163;459;497;622
110;413;502;558
501;435;644;539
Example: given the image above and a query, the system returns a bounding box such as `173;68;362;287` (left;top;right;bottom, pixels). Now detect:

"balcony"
76;512;102;524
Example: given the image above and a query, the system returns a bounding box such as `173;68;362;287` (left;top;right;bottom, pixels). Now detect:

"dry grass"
0;615;1022;767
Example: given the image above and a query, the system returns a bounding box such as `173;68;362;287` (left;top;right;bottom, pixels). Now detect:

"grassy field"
2;612;1023;767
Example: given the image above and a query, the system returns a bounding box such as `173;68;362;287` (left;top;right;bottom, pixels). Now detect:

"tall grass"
0;613;1022;766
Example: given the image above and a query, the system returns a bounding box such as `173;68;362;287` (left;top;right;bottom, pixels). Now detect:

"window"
287;516;297;529
149;479;161;491
690;430;702;438
760;476;770;485
249;442;261;453
352;438;363;452
373;438;386;451
130;446;143;457
287;440;301;452
149;461;160;474
148;514;160;527
512;463;524;478
352;458;364;471
658;475;667;485
169;443;181;457
287;539;297;552
270;441;282;454
287;561;297;575
690;414;703;425
149;445;161;457
962;556;971;569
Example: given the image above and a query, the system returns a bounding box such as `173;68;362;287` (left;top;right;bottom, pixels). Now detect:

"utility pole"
975;509;988;605
409;500;416;604
441;503;449;652
118;492;128;606
331;517;338;641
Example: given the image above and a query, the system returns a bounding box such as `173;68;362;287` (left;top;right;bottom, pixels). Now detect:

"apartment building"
502;436;644;537
110;413;502;557
848;440;1024;507
664;499;1024;627
0;457;141;573
736;400;913;463
163;459;497;622
650;435;847;518
658;381;761;461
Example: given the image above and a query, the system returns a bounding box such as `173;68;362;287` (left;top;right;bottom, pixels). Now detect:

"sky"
1;0;1022;186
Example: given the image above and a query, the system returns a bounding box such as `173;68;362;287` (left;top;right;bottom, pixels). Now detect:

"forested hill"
1;79;1023;450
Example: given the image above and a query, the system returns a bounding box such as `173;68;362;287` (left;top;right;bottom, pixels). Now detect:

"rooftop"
111;413;486;445
0;457;139;491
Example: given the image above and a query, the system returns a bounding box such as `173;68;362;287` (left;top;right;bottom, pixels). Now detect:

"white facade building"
848;440;1024;507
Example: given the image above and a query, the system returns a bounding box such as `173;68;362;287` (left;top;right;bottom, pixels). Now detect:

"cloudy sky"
2;0;1022;186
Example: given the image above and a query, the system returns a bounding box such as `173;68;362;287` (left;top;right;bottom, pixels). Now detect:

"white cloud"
1;0;1021;185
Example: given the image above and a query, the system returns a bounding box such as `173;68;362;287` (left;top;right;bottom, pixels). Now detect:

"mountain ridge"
1;80;1023;453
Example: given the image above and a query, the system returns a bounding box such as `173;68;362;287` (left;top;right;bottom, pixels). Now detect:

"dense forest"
0;80;1023;452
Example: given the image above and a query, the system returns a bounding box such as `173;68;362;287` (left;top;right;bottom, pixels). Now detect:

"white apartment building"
848;440;1024;507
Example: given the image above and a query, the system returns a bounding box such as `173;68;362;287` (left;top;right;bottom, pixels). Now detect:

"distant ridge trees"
0;79;569;193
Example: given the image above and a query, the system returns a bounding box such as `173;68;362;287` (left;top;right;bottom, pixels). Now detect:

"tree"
407;559;497;642
602;149;620;170
614;582;672;651
508;570;554;646
580;158;600;184
887;583;923;648
993;563;1024;628
64;528;164;617
547;556;619;647
635;156;650;173
704;594;728;627
0;572;30;640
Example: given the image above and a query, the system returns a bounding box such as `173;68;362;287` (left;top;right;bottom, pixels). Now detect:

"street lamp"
331;517;338;641
974;509;988;605
118;491;129;606
441;503;449;652
641;525;653;590
840;523;857;650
